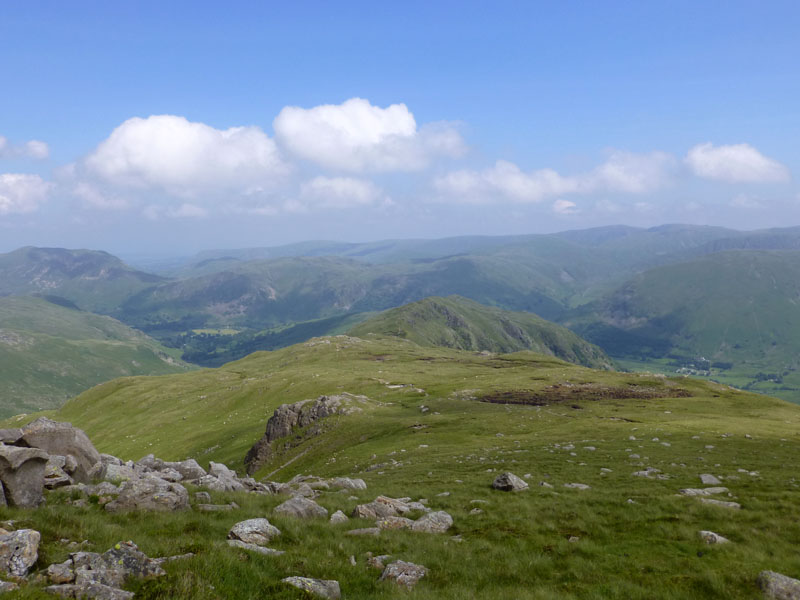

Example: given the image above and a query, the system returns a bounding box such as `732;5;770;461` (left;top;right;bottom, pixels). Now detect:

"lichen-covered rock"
228;519;281;546
207;462;245;491
352;496;411;520
411;511;453;534
759;570;800;599
380;560;429;589
47;559;75;584
274;495;328;519
492;472;529;492
163;459;206;481
45;455;74;489
0;529;39;577
20;418;100;483
0;581;18;593
104;475;189;513
329;477;366;491
0;445;48;507
282;576;341;599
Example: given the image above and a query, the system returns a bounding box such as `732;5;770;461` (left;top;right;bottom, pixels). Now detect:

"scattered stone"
0;581;18;593
563;483;591;490
274;495;328;519
207;462;245;492
228;518;281;546
376;516;415;530
699;498;741;509
194;491;212;503
700;474;722;485
469;508;483;515
163;459;206;481
568;536;580;543
282;576;341;599
348;555;356;566
328;477;366;491
699;530;730;544
197;503;236;512
48;559;75;584
0;528;40;577
352;496;411;519
412;511;453;533
380;560;428;589
436;491;451;497
679;487;728;497
758;570;800;599
539;481;553;489
492;472;529;492
330;510;349;524
104;475;189;513
227;540;284;556
366;553;392;570
632;468;661;478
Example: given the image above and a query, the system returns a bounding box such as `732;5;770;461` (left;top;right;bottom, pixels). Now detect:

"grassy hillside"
565;250;800;402
349;296;612;369
5;336;800;598
0;296;191;416
0;246;164;313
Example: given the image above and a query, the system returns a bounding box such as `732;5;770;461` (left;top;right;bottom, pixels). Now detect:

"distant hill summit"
0;296;191;416
349;295;612;369
0;246;164;313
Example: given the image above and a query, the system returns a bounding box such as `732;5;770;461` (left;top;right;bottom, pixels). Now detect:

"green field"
3;336;800;598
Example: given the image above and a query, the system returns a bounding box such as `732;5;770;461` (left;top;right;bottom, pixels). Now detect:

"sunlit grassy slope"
0;296;191;417
5;335;800;599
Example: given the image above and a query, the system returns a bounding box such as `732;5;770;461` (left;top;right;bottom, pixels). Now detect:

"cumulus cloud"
0;136;50;159
434;151;673;204
0;173;52;215
83;115;288;197
72;182;129;210
300;176;385;208
685;142;790;183
273;97;465;171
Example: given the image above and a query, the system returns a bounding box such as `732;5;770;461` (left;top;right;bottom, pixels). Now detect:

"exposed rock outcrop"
0;445;49;507
0;528;40;577
244;394;366;475
20;417;100;483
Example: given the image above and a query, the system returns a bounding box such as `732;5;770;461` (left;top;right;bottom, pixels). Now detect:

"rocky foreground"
1;417;799;599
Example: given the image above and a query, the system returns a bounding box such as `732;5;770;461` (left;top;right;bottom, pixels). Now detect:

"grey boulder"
380;560;429;589
0;445;49;507
20;417;100;483
228;518;281;546
0;528;40;577
282;576;341;599
492;472;529;492
274;495;328;519
104;475;189;513
759;570;800;599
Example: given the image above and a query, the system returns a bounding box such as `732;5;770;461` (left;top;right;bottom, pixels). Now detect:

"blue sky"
1;1;798;255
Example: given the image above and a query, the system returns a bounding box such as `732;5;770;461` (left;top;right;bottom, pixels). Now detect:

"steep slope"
565;250;800;400
348;295;612;369
0;296;191;416
7;336;800;599
0;246;164;313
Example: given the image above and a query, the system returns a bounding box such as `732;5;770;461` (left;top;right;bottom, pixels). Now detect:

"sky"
1;1;799;256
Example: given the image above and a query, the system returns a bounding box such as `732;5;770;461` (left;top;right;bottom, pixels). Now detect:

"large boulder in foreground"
20;418;100;483
274;495;328;519
492;472;529;492
0;445;49;507
282;576;341;599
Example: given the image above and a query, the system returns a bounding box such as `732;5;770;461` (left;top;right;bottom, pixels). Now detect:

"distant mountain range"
2;223;800;411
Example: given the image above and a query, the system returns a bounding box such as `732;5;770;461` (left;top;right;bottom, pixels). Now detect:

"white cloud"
0;173;52;215
685;142;790;183
300;176;384;208
72;182;129;210
273;97;465;171
552;199;578;215
434;151;673;204
83;115;288;196
589;150;675;193
730;193;762;209
0;136;50;159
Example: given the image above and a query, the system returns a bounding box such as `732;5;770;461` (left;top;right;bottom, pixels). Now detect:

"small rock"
329;510;349;524
699;530;730;544
376;516;415;531
699;498;741;509
699;474;722;485
282;576;341;599
227;540;284;556
194;491;211;503
228;518;281;546
539;481;553;488
492;472;529;492
412;511;453;533
563;483;591;490
274;495;328;519
45;583;134;599
380;560;428;589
